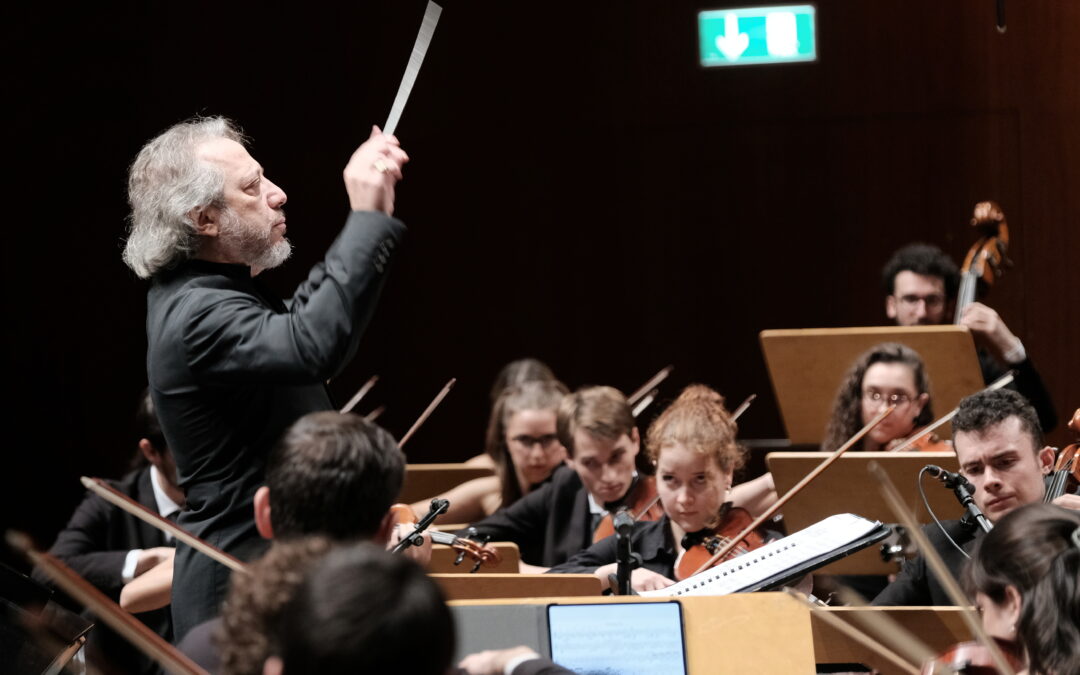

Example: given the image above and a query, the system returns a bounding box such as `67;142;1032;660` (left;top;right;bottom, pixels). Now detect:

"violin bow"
868;461;1017;675
730;393;756;421
399;377;456;448
364;405;386;422
340;375;379;414
784;589;920;675
829;587;937;668
691;405;896;576
889;372;1014;453
631;389;658;418
80;477;248;575
6;530;208;675
627;365;673;406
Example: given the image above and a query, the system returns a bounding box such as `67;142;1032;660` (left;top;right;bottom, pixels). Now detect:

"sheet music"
640;513;881;598
383;1;442;136
548;603;687;675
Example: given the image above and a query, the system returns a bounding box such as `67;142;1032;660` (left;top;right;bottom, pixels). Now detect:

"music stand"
760;326;983;445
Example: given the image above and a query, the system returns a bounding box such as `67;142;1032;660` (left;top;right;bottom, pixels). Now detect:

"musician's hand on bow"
959;302;1022;362
388;523;433;566
344;125;410;215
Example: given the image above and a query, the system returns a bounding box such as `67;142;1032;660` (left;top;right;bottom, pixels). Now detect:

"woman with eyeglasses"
821;342;939;453
411;379;570;523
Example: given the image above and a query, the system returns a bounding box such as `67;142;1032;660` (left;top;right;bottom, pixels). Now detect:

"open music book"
640;513;891;598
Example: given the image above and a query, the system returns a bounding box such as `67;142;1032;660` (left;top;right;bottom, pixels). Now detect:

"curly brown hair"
822;342;934;452
645;384;744;473
217;537;334;675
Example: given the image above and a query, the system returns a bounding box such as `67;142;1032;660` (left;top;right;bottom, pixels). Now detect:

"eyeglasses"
862;389;915;406
509;434;560;450
895;293;945;309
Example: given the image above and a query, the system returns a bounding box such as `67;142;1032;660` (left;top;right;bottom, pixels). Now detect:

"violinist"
963;503;1080;675
874;389;1079;606
822;342;940;453
463;357;560;469
31;389;181;675
462;386;656;570
881;240;1057;431
413;379;569;523
549;385;760;592
176;411;430;670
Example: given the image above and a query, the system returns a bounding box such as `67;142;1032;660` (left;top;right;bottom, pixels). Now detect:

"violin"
390;503;502;572
920;638;1026;675
955;201;1012;323
592;475;666;542
673;502;767;580
886;428;951;453
1044;407;1080;502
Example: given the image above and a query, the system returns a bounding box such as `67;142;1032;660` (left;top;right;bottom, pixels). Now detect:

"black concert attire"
871;518;981;606
146;211;404;639
547;517;677;580
32;466;176;675
978;351;1057;432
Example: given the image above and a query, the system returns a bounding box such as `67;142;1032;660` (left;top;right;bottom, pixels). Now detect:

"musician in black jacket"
34;390;183;675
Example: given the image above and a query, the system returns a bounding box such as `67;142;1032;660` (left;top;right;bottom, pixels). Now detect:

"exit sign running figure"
699;5;817;67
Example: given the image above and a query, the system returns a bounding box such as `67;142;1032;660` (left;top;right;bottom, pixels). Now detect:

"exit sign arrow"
715;13;749;61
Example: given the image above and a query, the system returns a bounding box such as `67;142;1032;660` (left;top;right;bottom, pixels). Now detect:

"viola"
390;503;501;572
920;638;1025;675
673;503;767;580
592;475;666;543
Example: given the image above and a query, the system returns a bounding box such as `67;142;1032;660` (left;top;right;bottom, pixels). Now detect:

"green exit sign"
699;5;817;67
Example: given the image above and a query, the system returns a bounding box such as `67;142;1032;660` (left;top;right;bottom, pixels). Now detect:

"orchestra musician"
123;117;408;639
964;502;1080;675
822;342;938;453
464;358;560;469
175;411;429;671
548;385;753;592
881;242;1057;431
413;379;569;523
31;389;182;675
873;389;1079;606
460;386;656;571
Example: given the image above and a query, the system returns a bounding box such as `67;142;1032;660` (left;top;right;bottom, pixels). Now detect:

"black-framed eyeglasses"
509;433;560;449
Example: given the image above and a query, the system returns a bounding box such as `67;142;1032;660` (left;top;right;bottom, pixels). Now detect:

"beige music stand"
766;452;963;575
429;542;521;574
432;573;603;601
399;463;494;503
760;326;984;444
812;606;971;674
450;594;817;674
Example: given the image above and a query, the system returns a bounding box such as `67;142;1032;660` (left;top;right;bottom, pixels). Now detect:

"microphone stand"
941;473;993;533
611;507;641;596
392;499;449;554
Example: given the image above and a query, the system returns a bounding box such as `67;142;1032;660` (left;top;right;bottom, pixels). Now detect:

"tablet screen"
546;601;687;675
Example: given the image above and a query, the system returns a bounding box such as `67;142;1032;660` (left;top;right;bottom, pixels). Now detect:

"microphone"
613;507;635;537
923;465;993;533
925;465;971;489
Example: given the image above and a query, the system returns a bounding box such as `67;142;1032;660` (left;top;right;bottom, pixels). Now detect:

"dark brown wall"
6;1;1077;557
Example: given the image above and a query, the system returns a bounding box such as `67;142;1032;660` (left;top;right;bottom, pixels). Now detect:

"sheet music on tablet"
640;513;890;598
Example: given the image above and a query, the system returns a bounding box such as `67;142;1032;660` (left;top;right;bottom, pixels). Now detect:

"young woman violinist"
961;502;1080;675
413;379;569;523
822;342;941;452
549;384;757;592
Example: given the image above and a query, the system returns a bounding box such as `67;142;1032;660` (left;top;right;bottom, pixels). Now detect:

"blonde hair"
646;385;744;472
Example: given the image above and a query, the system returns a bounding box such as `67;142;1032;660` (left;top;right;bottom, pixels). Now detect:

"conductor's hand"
344;125;410;215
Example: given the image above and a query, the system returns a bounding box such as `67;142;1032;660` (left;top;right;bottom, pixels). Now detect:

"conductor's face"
196;137;290;271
